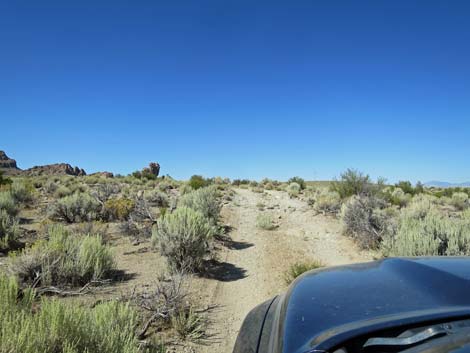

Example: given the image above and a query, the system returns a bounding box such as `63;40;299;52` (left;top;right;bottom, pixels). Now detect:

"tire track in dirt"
198;188;372;353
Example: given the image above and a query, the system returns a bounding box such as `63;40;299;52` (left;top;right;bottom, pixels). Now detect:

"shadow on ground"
201;260;247;282
110;269;138;283
216;233;254;251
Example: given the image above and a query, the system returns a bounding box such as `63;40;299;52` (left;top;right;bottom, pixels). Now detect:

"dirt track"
197;188;373;353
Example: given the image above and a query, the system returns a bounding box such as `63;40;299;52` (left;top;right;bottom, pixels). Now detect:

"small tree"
188;175;208;190
330;169;372;199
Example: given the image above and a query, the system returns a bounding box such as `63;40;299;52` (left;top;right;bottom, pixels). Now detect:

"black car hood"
279;257;470;353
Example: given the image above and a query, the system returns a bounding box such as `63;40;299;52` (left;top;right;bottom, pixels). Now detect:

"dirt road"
197;188;373;353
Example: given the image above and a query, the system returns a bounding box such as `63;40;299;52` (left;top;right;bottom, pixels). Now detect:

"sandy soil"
196;188;373;353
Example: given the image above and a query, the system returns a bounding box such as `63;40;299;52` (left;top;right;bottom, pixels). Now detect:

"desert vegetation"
1;154;469;353
0;160;234;352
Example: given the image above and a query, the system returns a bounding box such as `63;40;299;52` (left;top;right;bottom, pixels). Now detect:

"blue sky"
1;1;469;182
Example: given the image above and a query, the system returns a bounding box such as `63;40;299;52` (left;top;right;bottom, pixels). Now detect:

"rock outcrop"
24;163;86;177
0;151;19;170
0;151;21;175
141;162;160;178
89;171;114;178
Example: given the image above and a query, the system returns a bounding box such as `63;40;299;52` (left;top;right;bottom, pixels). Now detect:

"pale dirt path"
197;188;373;353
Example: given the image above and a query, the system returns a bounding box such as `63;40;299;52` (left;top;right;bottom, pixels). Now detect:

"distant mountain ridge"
424;181;470;188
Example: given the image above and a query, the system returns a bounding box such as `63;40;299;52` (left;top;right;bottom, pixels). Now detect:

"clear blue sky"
1;1;469;182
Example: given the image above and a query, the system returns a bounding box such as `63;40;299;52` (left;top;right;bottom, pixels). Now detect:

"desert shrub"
10;179;34;203
179;186;220;224
188;175;209;190
256;213;277;230
0;275;140;353
382;207;470;256
286;182;301;198
0;171;12;186
43;179;58;194
252;186;264;193
341;195;390;249
179;183;193;195
0;209;19;250
451;192;469;210
264;182;274;190
394;181;415;195
54;185;73;198
402;194;437;219
134;274;204;342
313;189;341;213
288;177;306;190
49;192;101;223
394;180;425;196
331;169;373;198
389;187;412;207
11;225;115;287
171;306;205;341
103;198;135;221
157;180;173;192
93;182;121;203
284;260;324;285
152;207;215;272
0;191;18;216
145;190;169;207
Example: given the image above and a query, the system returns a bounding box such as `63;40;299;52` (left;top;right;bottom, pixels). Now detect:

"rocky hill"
24;163;86;177
0;151;20;174
0;150;86;176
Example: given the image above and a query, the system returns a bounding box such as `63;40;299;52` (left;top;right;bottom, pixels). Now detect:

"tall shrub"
179;186;220;224
152;207;215;272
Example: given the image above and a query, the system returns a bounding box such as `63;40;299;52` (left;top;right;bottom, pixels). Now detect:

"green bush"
0;191;18;216
0;209;19;251
382;207;470;256
340;195;390;249
12;225;115;287
284;261;324;285
179;186;220;224
392;181;425;196
0;274;140;353
286;182;301;198
103;198;135;221
288;177;306;190
330;169;372;198
49;192;101;223
0;171;12;186
256;213;277;230
152;207;215;272
188;175;209;190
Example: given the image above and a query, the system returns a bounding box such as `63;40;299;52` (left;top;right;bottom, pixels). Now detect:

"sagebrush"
0;274;140;353
152;207;215;272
